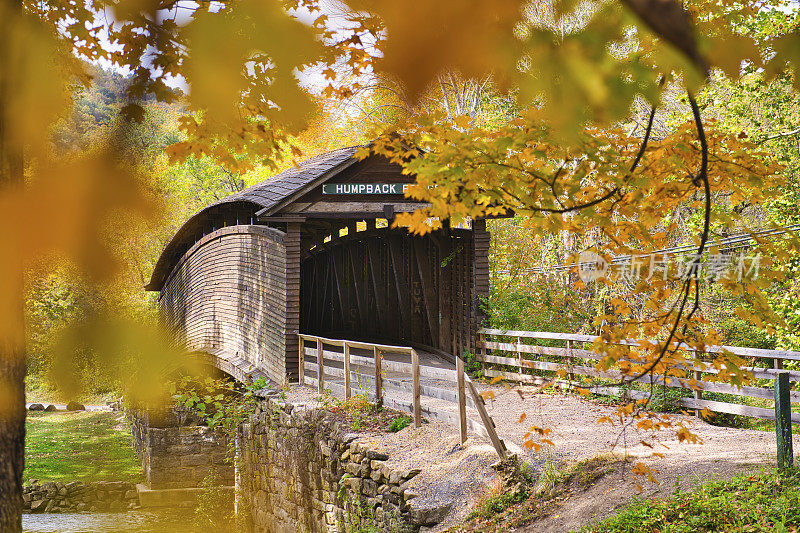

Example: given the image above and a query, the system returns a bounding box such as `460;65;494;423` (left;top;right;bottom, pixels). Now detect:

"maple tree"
1;0;799;528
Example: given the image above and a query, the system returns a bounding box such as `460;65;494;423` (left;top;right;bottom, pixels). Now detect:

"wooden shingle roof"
210;146;359;216
146;146;360;291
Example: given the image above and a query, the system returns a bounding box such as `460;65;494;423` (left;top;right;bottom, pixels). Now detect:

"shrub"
585;468;800;532
388;416;411;432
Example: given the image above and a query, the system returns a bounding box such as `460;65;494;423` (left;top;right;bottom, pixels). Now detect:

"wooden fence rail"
298;333;508;459
477;328;800;424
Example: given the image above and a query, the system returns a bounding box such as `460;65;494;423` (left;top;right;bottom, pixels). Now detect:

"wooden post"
412;349;421;427
457;357;467;444
517;336;523;383
317;338;324;394
466;379;508;460
344;342;352;400
374;346;383;407
775;372;794;469
566;339;574;384
298;336;305;386
479;330;486;376
693;369;703;417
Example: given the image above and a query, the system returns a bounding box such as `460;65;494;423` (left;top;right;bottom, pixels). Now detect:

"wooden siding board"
159;225;289;384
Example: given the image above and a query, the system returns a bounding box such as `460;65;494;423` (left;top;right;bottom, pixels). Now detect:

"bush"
388;416;411;432
648;386;694;413
462;352;483;379
585;468;800;532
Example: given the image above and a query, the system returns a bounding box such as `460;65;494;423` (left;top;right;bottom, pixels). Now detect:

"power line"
492;223;800;276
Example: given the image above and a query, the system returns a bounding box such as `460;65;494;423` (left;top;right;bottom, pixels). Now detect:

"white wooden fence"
478;328;800;423
298;333;508;459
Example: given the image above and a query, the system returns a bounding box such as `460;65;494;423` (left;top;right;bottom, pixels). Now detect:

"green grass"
583;468;800;532
25;374;116;405
25;411;141;483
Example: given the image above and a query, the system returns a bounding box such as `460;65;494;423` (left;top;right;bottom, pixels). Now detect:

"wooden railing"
477;328;800;423
298;334;508;459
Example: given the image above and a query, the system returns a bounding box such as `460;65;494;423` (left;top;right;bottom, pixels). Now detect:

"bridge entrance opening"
299;222;484;358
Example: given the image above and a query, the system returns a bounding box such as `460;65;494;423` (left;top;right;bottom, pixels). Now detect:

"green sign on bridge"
322;183;411;195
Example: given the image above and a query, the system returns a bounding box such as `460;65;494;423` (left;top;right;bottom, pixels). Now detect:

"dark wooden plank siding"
158;225;289;384
284;222;301;381
472;219;491;350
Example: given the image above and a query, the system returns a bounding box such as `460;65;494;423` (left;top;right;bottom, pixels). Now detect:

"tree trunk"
0;154;26;532
0;335;26;533
0;11;26;523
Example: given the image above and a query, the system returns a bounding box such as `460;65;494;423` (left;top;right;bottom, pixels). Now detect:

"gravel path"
290;375;777;531
479;384;775;531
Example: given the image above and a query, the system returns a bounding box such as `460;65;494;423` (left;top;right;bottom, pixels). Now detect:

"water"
23;511;204;533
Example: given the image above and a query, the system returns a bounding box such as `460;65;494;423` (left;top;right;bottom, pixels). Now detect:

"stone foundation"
22;481;138;513
237;397;446;533
128;408;233;489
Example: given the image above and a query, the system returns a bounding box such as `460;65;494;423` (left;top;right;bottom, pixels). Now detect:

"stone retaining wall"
237;397;447;533
22;481;138;513
128;408;233;489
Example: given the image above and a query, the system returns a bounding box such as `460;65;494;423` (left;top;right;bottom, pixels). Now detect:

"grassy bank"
584;468;800;532
25;374;117;406
25;411;141;483
449;455;622;533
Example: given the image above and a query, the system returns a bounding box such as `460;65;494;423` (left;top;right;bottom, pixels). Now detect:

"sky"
90;0;375;97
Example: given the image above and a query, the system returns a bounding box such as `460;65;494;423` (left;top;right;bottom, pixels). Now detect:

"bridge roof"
210;146;360;216
146;146;360;291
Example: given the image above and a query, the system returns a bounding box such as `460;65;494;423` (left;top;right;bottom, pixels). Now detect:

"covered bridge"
146;147;491;384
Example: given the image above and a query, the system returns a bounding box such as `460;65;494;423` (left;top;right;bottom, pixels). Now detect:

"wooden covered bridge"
146;147;491;387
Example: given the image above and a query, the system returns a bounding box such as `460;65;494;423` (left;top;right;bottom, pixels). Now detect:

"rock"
76;503;88;512
28;404;44;411
44;404;57;412
44;500;56;513
404;490;420;501
366;450;389;461
66;401;86;411
341;433;359;444
29;500;47;513
362;479;378;497
410;502;452;526
402;468;422;480
124;490;138;500
58;487;67;496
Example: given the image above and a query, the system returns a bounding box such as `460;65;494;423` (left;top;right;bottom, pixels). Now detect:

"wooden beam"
412;349;421;427
388;236;412;333
457;357;467;444
413;238;439;346
344;342;352;400
317;338;324;394
467;379;507;460
374;346;383;408
298;336;305;385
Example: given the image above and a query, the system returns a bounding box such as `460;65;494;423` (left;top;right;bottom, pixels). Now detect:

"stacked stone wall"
128;409;233;489
237;398;446;533
22;481;138;513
